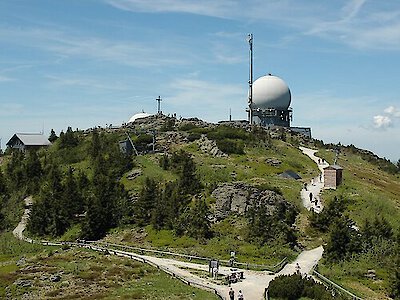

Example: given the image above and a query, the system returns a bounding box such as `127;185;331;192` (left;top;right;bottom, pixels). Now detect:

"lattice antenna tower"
247;33;254;124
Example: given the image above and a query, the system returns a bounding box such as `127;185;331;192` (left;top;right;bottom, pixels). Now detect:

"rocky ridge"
211;182;294;220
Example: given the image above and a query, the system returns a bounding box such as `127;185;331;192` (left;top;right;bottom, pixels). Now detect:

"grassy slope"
316;148;400;299
317;148;400;227
0;231;218;299
107;139;320;266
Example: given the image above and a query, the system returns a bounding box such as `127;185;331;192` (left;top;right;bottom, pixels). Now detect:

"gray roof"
7;133;51;146
279;170;302;180
324;165;343;170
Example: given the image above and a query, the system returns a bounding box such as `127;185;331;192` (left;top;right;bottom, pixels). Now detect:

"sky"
0;0;399;161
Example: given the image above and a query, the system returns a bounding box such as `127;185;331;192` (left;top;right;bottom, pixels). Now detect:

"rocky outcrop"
211;182;292;220
197;135;227;157
178;117;215;129
126;169;142;180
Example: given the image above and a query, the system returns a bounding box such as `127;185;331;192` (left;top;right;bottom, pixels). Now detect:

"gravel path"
12;196;33;243
299;146;329;213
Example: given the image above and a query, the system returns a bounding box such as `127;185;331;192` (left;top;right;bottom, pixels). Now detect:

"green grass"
0;231;48;258
104;221;297;268
58;224;82;242
314;148;400;299
317;148;400;227
317;257;391;300
0;243;219;299
120;155;178;193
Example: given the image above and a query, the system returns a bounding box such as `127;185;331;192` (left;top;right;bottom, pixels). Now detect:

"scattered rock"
126;169;142;180
13;279;32;287
50;274;61;282
366;269;376;280
16;257;26;266
40;275;48;281
266;158;282;167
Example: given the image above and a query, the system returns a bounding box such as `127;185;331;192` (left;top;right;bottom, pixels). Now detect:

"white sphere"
128;112;151;123
251;75;291;110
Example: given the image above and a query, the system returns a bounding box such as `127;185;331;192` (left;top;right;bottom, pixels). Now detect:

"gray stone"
211;182;292;220
40;275;48;281
50;274;61;282
197;135;227;157
266;158;282;167
13;279;32;287
16;257;26;266
126;169;142;180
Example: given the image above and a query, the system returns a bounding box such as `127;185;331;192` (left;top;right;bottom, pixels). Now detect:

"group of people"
229;288;244;300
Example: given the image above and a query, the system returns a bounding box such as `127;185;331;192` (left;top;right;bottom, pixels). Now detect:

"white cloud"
106;0;400;51
0;27;191;68
45;74;129;91
373;115;392;129
384;105;400;117
0;75;15;82
372;105;400;129
105;0;238;18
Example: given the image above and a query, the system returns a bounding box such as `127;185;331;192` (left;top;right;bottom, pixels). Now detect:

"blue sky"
1;0;399;161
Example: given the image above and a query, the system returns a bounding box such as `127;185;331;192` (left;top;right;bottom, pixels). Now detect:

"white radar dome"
128;112;152;123
251;75;291;110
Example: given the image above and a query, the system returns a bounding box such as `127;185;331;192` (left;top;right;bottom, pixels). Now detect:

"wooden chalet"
6;133;51;152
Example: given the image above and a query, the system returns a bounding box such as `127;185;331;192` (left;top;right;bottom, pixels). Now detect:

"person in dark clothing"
229;288;235;300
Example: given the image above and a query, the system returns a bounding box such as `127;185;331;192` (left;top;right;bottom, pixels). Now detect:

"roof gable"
7;133;51;147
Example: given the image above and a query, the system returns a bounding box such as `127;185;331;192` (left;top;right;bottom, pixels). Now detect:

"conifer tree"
6;151;26;190
90;130;101;160
48;129;58;143
0;169;7;196
325;216;361;261
0;170;7;230
81;193;106;240
25;151;43;194
63;167;83;216
151;192;168;230
134;177;159;226
186;198;212;240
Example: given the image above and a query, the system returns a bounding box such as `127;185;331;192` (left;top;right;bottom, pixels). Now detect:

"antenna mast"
248;33;253;125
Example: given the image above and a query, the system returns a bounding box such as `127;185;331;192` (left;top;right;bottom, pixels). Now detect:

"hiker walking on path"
229;288;235;300
309;192;313;202
238;290;244;300
295;263;301;274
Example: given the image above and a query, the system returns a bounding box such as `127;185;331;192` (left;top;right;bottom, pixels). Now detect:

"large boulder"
211;182;292;220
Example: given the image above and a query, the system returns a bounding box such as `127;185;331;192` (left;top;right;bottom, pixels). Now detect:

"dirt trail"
299;146;329;213
12;196;33;243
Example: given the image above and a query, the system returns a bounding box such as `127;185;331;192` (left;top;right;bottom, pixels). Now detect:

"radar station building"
247;74;311;138
249;74;292;127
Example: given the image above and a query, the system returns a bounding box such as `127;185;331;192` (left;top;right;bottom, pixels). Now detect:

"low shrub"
268;274;345;300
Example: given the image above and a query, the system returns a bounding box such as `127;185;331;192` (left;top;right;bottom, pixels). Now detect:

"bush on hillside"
268;273;343;300
216;139;244;155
